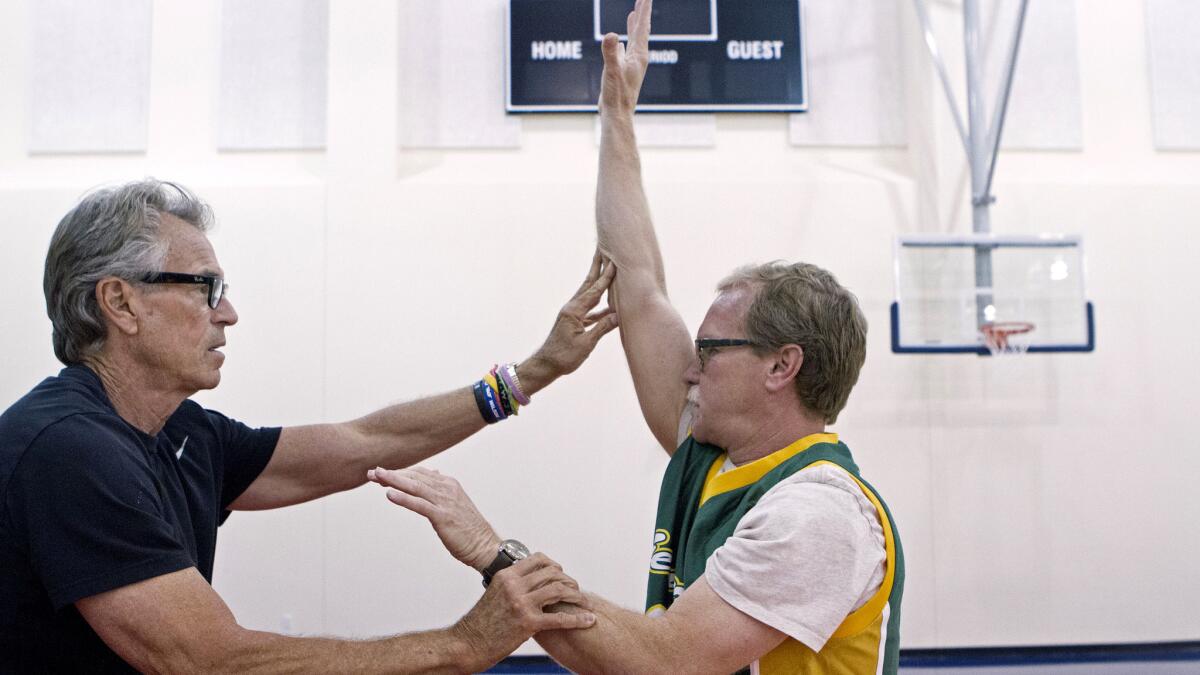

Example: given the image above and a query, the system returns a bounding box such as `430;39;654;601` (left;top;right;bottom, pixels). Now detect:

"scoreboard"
506;0;807;112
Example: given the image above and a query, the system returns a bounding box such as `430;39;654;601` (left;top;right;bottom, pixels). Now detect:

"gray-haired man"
0;180;616;672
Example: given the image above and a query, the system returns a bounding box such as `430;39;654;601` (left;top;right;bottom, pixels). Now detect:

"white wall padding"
982;0;1083;150
789;0;906;148
398;0;521;149
28;0;153;154
1145;0;1200;150
217;0;330;150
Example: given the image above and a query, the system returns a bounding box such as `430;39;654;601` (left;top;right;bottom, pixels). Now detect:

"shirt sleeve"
703;465;887;652
7;416;195;609
205;409;280;512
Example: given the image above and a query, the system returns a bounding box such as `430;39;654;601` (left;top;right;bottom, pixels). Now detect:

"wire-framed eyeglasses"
140;272;228;309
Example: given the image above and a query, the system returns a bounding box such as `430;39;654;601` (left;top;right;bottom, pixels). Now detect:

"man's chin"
195;370;221;391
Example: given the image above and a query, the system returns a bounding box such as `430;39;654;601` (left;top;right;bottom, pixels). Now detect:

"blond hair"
717;261;867;424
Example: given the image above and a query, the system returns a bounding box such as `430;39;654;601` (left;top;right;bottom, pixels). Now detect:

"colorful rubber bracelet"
500;363;531;405
494;364;513;407
481;378;506;421
490;367;518;416
472;380;501;424
484;372;514;417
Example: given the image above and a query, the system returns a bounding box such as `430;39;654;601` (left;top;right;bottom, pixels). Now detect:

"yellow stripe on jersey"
801;460;896;640
697;433;839;507
758;610;886;675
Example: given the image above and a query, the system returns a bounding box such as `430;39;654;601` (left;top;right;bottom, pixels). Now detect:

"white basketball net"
980;322;1035;357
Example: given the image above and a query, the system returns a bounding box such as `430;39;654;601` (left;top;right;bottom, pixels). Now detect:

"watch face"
501;539;530;561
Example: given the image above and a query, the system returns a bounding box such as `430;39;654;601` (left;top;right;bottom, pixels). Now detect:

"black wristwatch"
481;539;530;587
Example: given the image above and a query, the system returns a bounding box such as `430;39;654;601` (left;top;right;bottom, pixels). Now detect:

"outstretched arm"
369;465;786;674
231;254;618;510
597;0;694;453
536;578;785;675
77;560;594;674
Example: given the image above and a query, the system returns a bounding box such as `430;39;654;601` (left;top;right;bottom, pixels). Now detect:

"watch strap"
481;540;528;587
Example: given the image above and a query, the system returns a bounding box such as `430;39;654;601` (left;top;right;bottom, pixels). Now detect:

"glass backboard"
891;234;1095;354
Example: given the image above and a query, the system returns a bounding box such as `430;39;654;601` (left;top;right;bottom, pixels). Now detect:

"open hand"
368;465;500;570
599;0;652;115
521;250;619;390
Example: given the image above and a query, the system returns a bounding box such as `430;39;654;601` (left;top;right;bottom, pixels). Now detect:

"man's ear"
764;344;803;393
94;277;141;337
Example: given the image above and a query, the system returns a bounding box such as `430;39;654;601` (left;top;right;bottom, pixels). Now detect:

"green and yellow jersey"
646;433;904;675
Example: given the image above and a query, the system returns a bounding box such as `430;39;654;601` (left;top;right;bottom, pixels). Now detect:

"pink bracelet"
499;362;531;405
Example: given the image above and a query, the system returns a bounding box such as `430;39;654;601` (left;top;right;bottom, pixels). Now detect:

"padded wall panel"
28;0;152;154
398;0;521;148
789;0;906;147
983;0;1083;150
1145;0;1200;150
217;0;329;150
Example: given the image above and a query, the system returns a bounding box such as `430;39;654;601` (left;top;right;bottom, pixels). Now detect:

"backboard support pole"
912;0;1031;330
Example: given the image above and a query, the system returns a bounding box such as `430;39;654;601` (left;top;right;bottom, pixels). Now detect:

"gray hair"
717;261;867;424
43;179;213;365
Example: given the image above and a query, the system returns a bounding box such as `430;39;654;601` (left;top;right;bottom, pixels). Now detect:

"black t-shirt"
0;365;279;672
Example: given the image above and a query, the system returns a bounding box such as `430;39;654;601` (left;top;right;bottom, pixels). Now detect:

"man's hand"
599;0;652;116
368;465;501;570
518;250;619;393
452;554;596;672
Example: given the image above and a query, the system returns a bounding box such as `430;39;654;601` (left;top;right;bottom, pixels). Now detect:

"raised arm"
597;0;694;453
231;254;618;510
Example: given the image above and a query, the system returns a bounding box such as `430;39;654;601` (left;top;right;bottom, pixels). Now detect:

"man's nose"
213;296;238;326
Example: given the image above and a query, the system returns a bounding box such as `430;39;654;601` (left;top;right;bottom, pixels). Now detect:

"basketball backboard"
891;234;1095;355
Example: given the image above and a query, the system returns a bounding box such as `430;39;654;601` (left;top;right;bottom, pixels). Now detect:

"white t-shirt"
704;462;887;652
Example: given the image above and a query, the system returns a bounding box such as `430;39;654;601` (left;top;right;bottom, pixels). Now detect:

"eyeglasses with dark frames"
140;272;228;309
694;338;759;371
